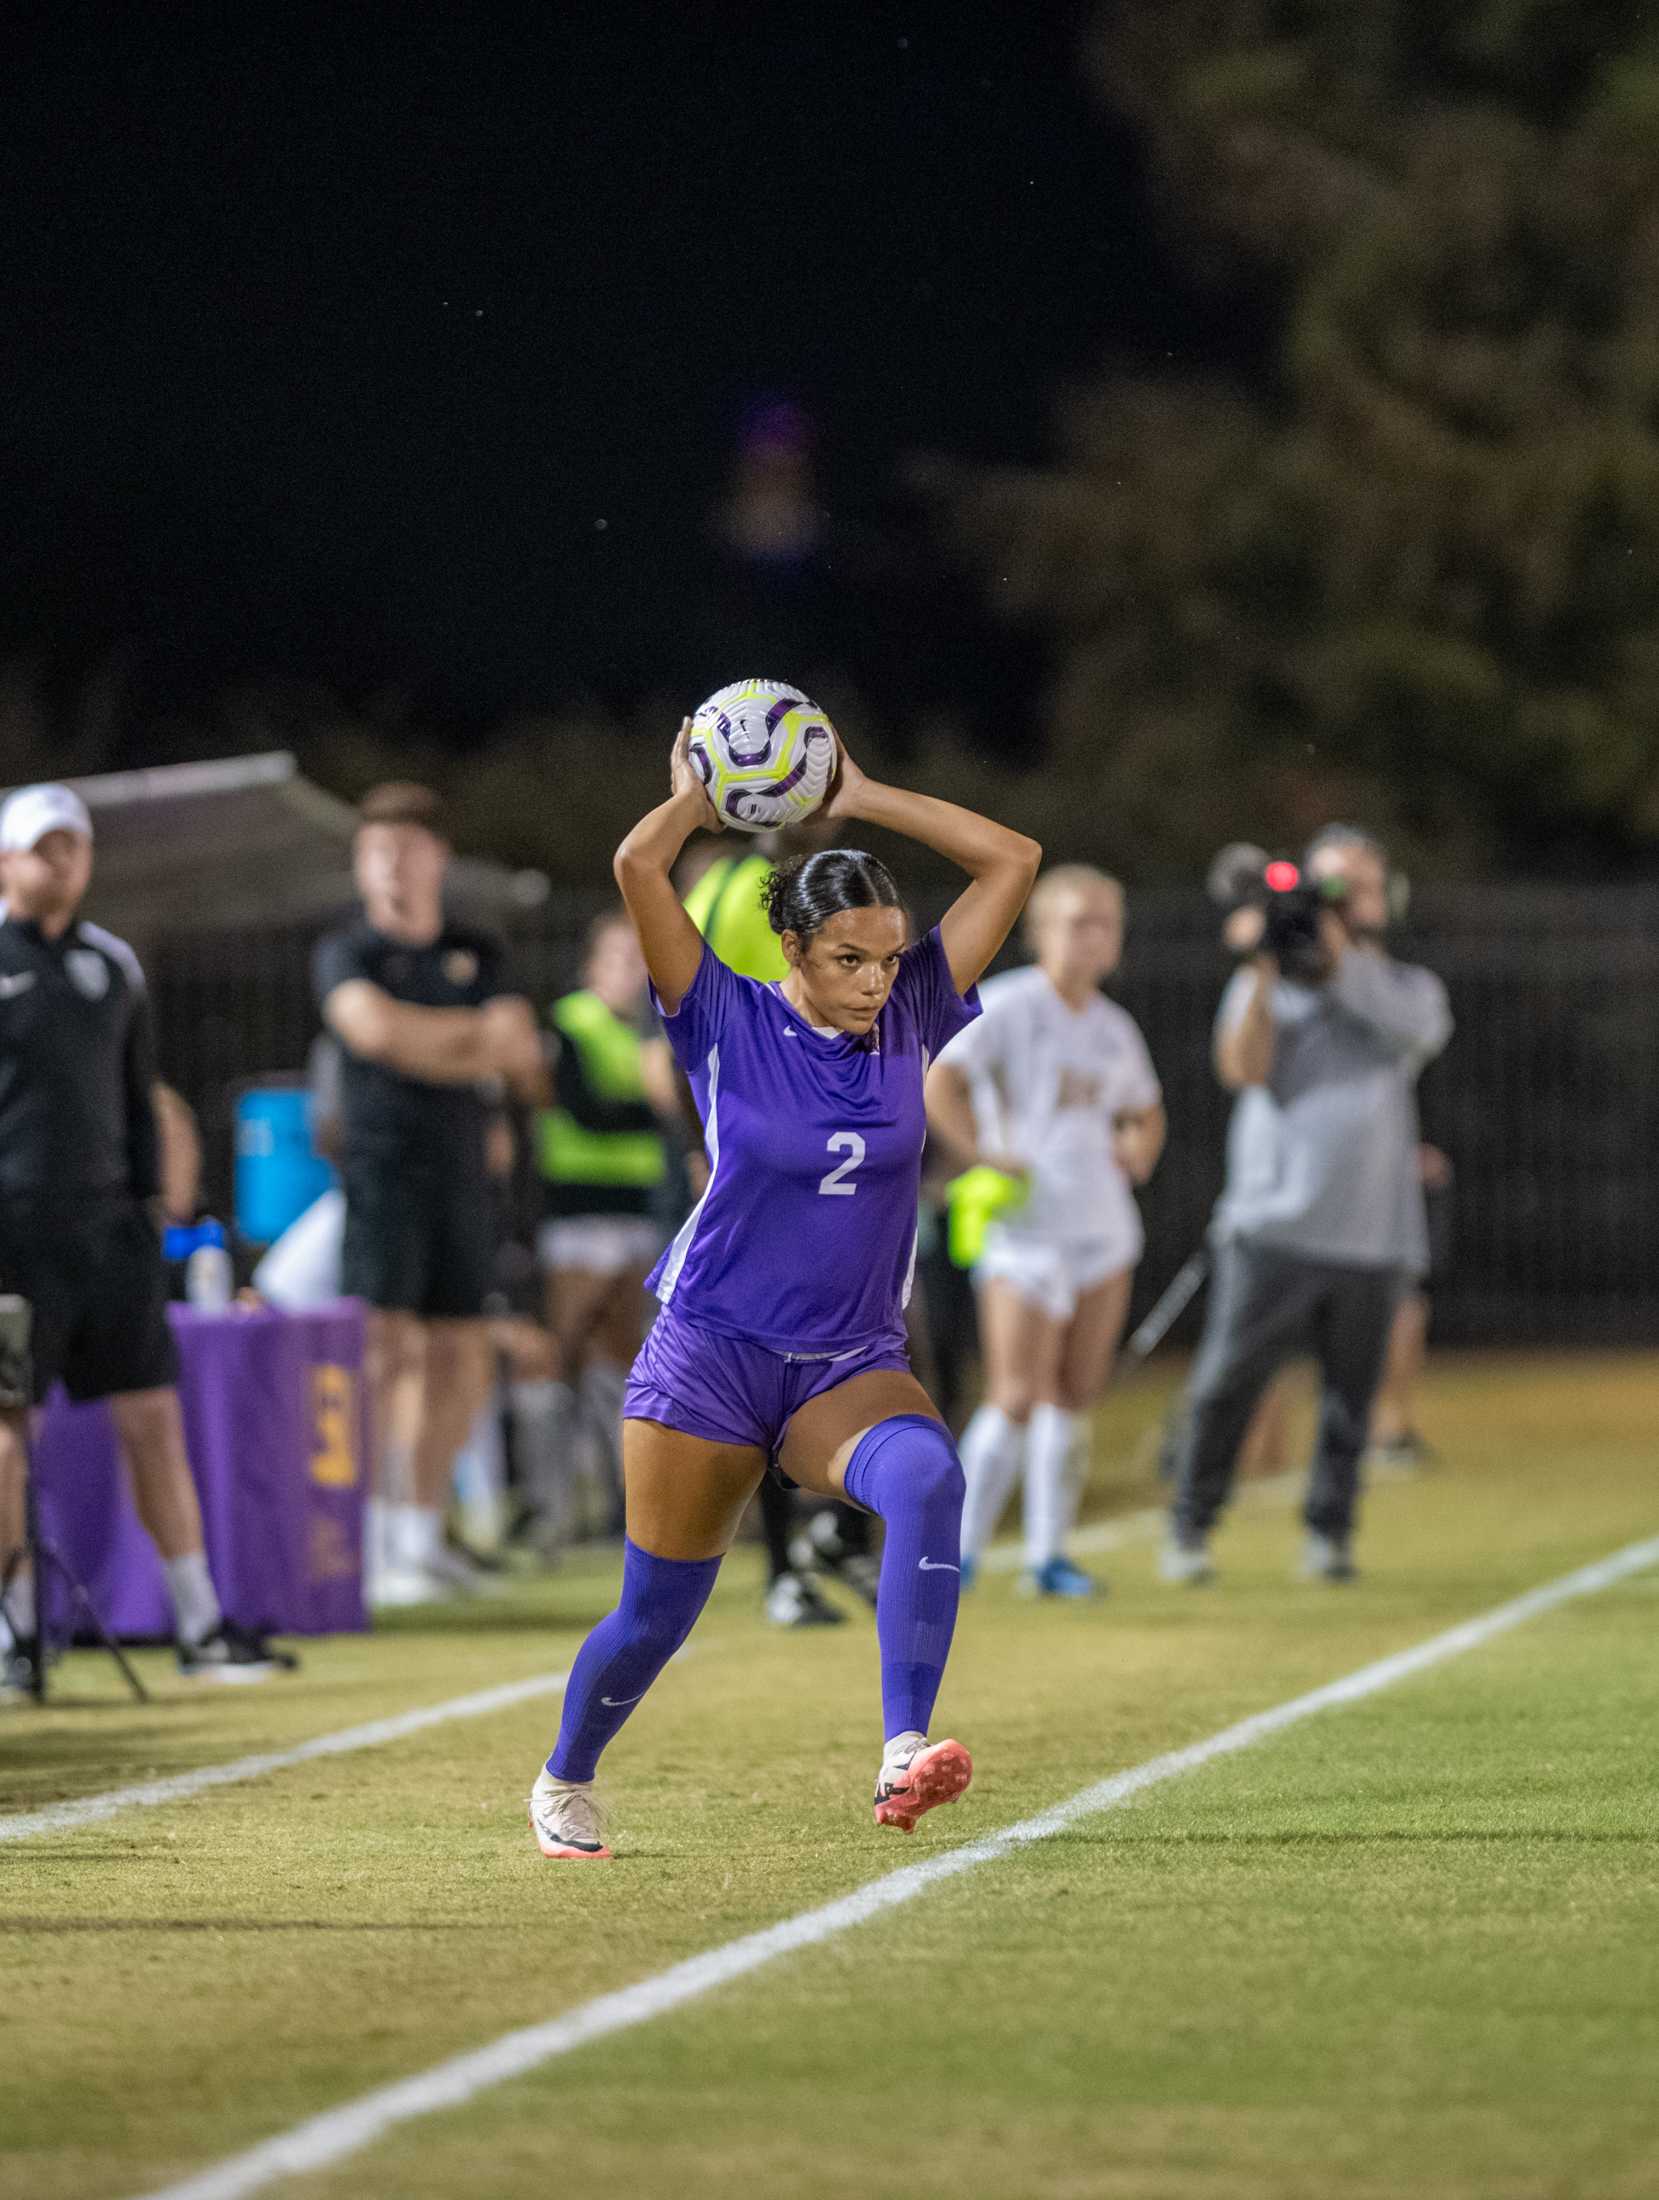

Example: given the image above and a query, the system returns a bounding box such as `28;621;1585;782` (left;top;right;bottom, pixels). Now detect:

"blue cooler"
235;1086;336;1247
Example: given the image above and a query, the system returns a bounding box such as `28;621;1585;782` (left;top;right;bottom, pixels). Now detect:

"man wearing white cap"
0;784;297;1695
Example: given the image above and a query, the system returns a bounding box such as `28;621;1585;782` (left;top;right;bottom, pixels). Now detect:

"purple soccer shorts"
623;1303;912;1457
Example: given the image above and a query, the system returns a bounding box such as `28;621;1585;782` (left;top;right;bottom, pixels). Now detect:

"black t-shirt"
0;913;160;1205
312;917;508;1175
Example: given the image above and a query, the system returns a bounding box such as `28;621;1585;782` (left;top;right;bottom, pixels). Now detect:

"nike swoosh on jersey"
782;1027;798;1037
0;972;36;999
917;1557;960;1572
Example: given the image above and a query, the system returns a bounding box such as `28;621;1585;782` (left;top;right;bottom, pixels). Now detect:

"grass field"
3;1353;1656;2200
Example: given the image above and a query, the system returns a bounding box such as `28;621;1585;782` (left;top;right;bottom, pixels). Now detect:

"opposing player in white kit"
926;866;1165;1596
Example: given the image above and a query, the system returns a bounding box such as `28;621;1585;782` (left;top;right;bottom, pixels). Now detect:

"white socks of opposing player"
1024;1404;1083;1571
396;1506;445;1570
366;1498;442;1576
958;1405;1026;1562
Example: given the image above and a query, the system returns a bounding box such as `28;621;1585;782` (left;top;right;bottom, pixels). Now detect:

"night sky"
1;4;1232;746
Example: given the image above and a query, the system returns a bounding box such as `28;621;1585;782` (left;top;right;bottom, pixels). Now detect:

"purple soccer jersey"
648;925;980;1354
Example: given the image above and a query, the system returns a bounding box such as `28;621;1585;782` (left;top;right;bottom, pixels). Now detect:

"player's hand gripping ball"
686;679;839;833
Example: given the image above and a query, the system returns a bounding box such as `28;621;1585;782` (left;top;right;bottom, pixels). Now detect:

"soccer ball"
686;679;838;834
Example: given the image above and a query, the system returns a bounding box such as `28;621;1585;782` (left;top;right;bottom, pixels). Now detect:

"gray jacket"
1212;950;1453;1272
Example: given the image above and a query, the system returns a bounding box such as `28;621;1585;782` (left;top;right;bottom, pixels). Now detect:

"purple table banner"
36;1300;368;1642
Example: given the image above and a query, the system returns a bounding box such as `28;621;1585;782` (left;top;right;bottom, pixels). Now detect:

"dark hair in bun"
761;847;903;947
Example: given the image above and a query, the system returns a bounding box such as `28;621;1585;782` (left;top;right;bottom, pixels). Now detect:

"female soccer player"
529;723;1039;1859
926;867;1165;1596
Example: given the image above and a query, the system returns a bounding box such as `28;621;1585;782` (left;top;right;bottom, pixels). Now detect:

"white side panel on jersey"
655;1043;720;1304
903;1044;929;1309
79;919;147;990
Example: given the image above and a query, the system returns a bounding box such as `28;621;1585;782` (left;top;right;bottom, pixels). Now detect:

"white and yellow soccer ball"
686;678;838;834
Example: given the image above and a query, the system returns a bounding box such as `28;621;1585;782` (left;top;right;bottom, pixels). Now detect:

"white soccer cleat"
364;1564;448;1610
872;1731;973;1833
1159;1535;1216;1586
529;1769;613;1861
419;1542;507;1596
1299;1531;1357;1582
765;1570;845;1628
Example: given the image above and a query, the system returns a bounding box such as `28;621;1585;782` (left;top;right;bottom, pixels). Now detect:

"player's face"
1035;884;1123;988
787;904;908;1035
586;919;647;1012
1309;843;1388;940
354;822;448;931
1;829;93;923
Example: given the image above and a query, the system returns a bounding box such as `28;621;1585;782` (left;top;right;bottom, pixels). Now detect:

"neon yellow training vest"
537;990;666;1188
682;854;787;982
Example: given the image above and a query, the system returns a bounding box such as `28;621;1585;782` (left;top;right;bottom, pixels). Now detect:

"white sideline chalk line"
127;1531;1659;2200
0;1667;572;1846
0;1444;1287;1835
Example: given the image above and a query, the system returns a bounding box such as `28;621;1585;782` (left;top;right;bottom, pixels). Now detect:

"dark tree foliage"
935;0;1659;876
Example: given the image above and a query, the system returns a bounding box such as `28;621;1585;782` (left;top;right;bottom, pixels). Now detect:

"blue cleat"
1022;1557;1102;1600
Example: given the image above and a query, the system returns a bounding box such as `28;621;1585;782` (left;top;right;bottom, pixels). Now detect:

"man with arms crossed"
1163;827;1453;1583
0;784;295;1694
315;784;545;1607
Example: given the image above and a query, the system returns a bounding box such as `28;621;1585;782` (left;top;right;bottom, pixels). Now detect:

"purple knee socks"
547;1538;721;1783
841;1414;965;1740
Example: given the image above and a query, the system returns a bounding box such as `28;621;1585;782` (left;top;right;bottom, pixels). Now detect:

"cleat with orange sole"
873;1736;973;1832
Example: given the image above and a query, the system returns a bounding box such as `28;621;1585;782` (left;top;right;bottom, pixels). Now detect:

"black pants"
1170;1239;1404;1545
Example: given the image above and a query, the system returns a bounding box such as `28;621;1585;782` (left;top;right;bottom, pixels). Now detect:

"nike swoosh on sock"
917;1558;960;1573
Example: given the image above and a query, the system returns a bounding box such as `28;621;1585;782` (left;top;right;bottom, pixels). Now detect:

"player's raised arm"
822;748;1040;994
612;719;723;1013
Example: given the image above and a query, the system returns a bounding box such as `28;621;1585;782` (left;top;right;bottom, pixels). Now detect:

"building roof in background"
14;753;547;940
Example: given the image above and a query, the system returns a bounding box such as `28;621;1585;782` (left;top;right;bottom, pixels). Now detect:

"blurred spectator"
523;908;670;1546
0;783;293;1688
313;782;546;1608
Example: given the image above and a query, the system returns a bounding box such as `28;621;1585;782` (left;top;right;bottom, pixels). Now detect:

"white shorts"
975;1226;1138;1321
536;1214;665;1280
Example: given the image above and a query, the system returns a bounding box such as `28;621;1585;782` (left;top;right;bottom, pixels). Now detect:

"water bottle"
183;1219;234;1312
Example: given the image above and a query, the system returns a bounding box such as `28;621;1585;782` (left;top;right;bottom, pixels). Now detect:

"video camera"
1206;843;1350;982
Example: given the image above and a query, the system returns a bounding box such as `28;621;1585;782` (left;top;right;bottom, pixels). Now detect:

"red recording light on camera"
1264;861;1301;892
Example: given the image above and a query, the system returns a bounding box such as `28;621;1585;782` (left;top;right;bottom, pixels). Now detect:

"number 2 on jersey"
818;1130;866;1196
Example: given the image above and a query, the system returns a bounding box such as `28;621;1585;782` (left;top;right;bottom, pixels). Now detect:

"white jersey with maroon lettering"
937;965;1160;1266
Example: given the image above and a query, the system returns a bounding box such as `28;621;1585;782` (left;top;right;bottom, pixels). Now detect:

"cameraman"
1162;827;1452;1583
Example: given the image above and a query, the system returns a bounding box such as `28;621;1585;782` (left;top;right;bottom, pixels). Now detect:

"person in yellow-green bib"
679;828;883;1630
532;909;671;1532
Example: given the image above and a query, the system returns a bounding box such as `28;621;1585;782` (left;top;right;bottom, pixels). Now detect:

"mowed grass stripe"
126;1532;1659;2200
0;1452;1292;1834
0;1667;572;1846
